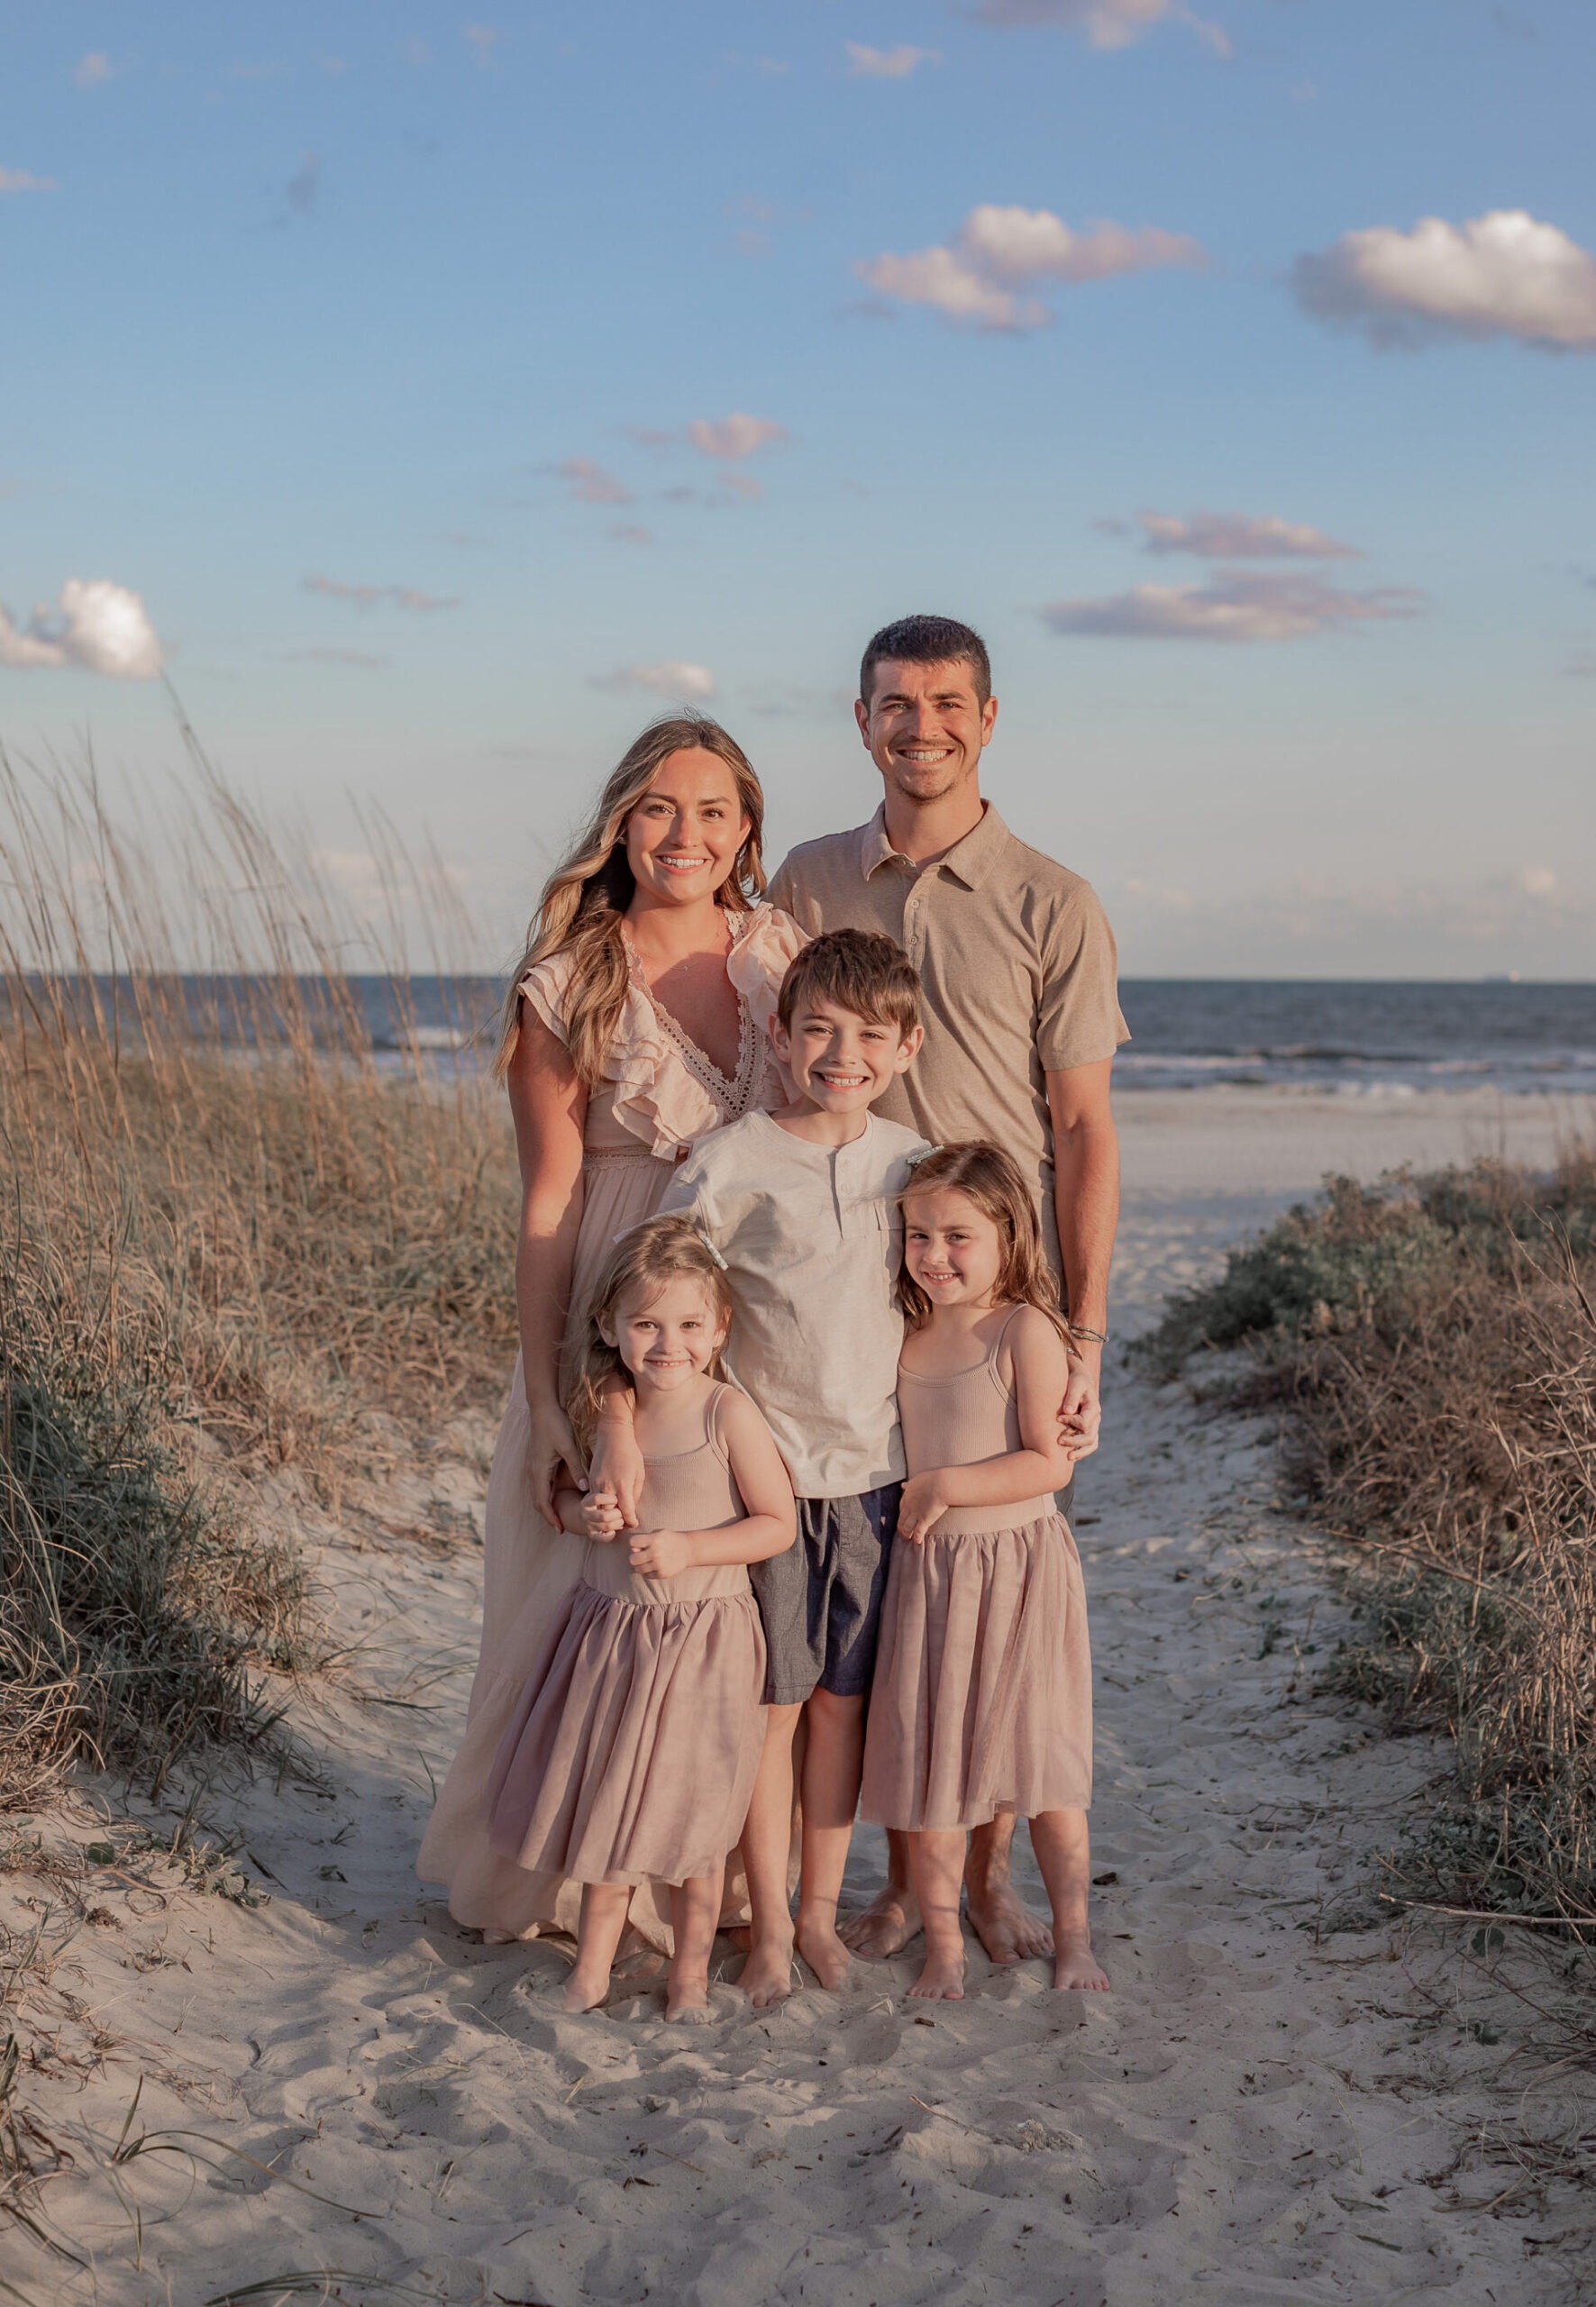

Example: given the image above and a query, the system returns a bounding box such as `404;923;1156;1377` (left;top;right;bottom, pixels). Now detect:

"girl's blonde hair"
495;716;766;1085
567;1214;734;1449
898;1141;1073;1340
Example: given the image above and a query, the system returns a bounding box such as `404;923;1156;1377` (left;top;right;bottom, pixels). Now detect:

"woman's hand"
898;1471;952;1546
527;1401;586;1525
579;1485;625;1541
587;1410;646;1528
629;1527;691;1580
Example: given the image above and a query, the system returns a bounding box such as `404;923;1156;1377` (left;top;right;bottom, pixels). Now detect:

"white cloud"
1133;509;1361;560
0;165;59;193
595;661;716;700
845;43;942;78
685;413;786;460
1042;570;1422;642
303;575;457;611
554;455;634;505
1293;210;1596;351
856;204;1205;330
0;579;165;678
971;1;1230;57
463;23;501;61
74;51;115;88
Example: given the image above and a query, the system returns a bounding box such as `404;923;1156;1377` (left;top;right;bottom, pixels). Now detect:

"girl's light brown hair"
898;1141;1073;1340
495;716;766;1086
567;1213;734;1449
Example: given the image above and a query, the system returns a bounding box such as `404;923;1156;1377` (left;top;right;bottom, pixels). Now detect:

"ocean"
19;975;1596;1098
1112;980;1596;1097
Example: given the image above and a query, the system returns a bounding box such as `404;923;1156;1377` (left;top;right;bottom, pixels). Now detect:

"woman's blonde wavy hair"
566;1215;733;1452
898;1141;1074;1343
495;716;766;1086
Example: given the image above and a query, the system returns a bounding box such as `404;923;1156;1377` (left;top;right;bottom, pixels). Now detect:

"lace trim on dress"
644;986;763;1121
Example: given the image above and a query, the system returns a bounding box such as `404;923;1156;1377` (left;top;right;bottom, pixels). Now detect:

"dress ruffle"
519;905;804;1161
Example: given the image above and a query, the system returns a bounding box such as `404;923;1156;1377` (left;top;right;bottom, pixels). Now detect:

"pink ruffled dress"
485;1384;767;1890
417;904;805;1946
861;1309;1093;1832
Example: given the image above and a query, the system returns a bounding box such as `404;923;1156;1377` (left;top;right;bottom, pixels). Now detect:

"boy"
598;928;927;2004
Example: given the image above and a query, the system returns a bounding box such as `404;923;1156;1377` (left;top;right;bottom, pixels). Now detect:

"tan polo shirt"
768;802;1128;1275
658;1109;931;1499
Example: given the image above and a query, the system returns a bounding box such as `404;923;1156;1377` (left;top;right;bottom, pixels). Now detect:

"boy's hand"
898;1472;951;1546
629;1527;690;1580
579;1485;625;1540
588;1412;646;1527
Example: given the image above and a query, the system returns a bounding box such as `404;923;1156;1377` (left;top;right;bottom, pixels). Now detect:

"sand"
3;1087;1593;2306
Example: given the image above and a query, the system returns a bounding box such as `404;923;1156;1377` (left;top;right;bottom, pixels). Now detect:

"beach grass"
0;730;519;1810
1139;1152;1596;1929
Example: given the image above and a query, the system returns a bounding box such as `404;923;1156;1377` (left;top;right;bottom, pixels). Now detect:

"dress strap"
983;1304;1027;1397
704;1381;732;1464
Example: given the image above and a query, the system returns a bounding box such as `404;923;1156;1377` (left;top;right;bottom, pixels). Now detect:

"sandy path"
5;1090;1591;2305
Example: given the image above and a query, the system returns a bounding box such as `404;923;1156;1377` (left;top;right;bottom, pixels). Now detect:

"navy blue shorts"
749;1482;902;1706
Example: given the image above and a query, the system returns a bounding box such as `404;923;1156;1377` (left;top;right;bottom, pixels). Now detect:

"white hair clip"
698;1231;729;1270
903;1144;943;1170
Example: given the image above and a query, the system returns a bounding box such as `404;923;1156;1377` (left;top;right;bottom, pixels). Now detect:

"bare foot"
482;1927;521;1946
666;1975;713;2023
837;1884;922;1960
561;1965;611;2013
966;1875;1053;1965
795;1916;852;1990
907;1946;966;2002
1053;1937;1110;1992
737;1937;796;2009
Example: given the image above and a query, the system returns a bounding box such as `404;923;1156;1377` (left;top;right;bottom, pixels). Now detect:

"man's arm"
1045;1056;1119;1453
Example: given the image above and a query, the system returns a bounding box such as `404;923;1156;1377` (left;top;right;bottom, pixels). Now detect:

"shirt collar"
859;799;1008;892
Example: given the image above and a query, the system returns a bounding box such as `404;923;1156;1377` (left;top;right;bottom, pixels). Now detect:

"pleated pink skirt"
485;1582;767;1889
861;1509;1091;1831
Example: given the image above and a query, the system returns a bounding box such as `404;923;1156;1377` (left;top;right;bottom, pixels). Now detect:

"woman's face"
624;748;752;911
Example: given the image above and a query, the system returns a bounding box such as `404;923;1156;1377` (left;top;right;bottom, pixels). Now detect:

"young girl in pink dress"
486;1217;795;2021
860;1142;1109;2003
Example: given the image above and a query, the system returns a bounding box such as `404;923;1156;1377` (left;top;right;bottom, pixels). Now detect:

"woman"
418;716;805;1947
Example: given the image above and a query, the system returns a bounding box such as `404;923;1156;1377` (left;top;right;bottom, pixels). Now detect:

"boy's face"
771;996;923;1119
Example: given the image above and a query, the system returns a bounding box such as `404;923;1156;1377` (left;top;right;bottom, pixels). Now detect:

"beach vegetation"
1138;1150;1596;1928
0;728;519;1810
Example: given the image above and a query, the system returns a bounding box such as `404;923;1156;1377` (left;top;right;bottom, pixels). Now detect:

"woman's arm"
898;1311;1077;1543
506;1007;589;1520
626;1391;797;1580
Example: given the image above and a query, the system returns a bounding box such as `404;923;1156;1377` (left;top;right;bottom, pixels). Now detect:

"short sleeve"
1035;884;1131;1075
516;952;575;1049
655;1156;709;1225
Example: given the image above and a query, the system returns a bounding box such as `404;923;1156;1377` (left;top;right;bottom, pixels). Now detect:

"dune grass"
0;729;520;1809
1138;1152;1596;1927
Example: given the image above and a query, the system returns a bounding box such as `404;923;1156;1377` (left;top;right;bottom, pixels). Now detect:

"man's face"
855;656;998;807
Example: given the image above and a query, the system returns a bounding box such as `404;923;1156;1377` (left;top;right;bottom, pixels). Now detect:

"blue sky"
3;0;1593;974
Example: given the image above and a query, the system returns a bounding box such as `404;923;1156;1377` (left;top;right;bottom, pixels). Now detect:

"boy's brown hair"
775;927;920;1038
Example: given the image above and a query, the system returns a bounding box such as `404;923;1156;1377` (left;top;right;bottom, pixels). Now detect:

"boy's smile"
773;995;922;1123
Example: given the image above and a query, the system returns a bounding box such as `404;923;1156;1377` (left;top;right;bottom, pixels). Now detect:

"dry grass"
1140;1152;1596;1929
0;725;519;1812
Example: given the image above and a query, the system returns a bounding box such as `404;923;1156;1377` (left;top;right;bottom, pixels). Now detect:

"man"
768;612;1126;1965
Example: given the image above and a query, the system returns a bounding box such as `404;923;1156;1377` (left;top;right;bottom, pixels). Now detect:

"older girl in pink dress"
418;717;804;1948
861;1142;1108;2002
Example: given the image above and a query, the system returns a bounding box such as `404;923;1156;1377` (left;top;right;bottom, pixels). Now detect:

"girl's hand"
528;1403;585;1525
629;1527;691;1580
898;1472;951;1546
579;1485;625;1540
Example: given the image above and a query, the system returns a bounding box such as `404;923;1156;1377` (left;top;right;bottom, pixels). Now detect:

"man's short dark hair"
859;615;991;708
776;928;920;1039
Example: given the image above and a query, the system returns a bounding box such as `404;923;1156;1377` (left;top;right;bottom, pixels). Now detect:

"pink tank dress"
484;1385;768;1890
861;1309;1092;1831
